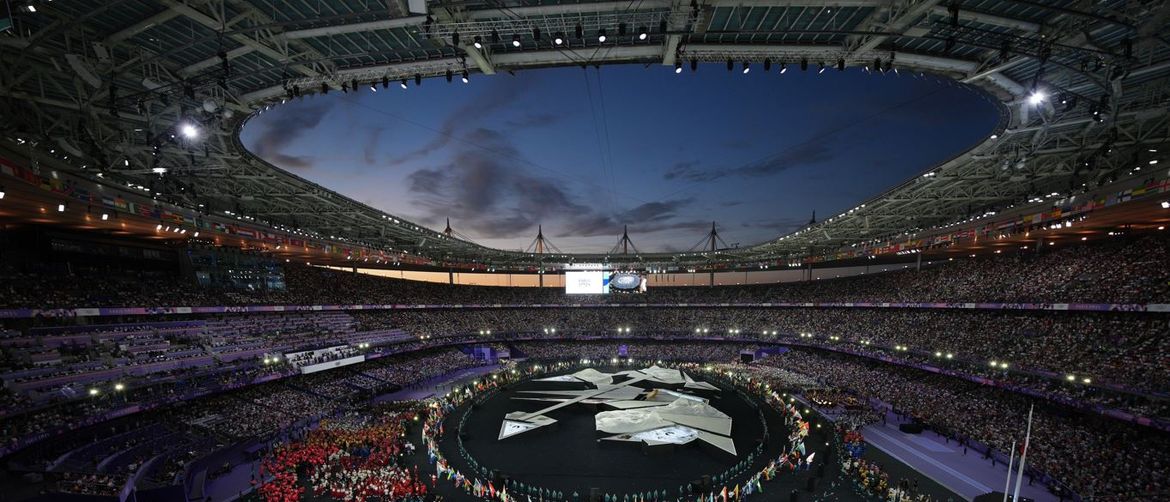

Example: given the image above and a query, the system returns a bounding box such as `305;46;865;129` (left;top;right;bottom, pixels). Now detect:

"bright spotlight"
179;122;199;139
554;35;564;45
461;71;470;84
597;29;606;42
1027;90;1046;105
674;62;683;74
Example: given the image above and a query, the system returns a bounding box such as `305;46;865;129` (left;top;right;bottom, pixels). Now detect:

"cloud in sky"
663;142;837;182
405;127;705;241
240;65;999;251
385;79;535;166
249;102;331;170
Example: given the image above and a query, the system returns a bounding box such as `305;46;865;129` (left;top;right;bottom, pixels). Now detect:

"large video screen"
565;270;608;294
608;271;647;294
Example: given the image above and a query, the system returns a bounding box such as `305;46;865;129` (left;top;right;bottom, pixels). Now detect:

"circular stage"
444;366;788;496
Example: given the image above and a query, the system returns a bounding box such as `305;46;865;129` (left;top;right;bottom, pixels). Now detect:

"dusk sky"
241;64;999;253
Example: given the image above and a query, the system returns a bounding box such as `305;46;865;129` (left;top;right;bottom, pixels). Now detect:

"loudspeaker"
899;422;924;434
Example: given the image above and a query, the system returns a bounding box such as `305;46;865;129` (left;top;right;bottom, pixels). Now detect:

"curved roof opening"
241;64;999;253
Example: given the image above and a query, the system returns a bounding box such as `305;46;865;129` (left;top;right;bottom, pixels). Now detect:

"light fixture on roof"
445;70;453;83
763;58;772;72
452;31;460;46
779;61;787;74
742;62;750;74
473;36;483;49
1028;89;1046;105
152;167;167;174
638;26;648;40
461;71;470;83
838;58;846;71
575;24;583;39
532;26;541;41
369;82;378;92
674;62;683;74
597;29;606;42
179;122;199;139
690;58;698;72
554;33;564;45
512;34;522;47
57;203;66;212
818;62;826;74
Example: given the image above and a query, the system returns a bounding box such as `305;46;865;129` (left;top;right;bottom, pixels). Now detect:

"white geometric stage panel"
498;413;557;440
683;372;721;392
696;430;738;456
499;367;737;455
601;425;701;446
534;375;585;383
604;401;671;410
499;420;540;440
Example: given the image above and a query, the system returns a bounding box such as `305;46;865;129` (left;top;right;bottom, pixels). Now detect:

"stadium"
1;1;1169;501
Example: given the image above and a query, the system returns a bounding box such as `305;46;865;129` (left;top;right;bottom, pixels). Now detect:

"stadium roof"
1;0;1168;268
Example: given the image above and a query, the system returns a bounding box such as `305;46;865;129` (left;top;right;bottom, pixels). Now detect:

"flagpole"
1012;405;1034;501
1001;440;1016;502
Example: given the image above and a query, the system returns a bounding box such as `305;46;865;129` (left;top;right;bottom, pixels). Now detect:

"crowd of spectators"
2;232;1168;309
753;349;1170;500
1;232;1168;500
257;405;428;502
3;308;1168;460
2;346;484;500
514;341;751;363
